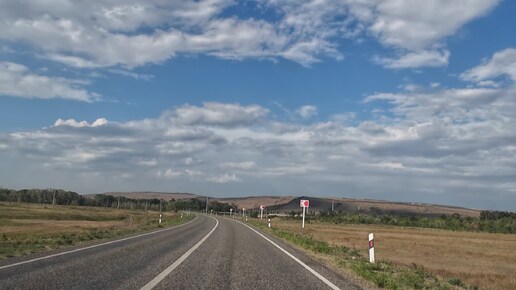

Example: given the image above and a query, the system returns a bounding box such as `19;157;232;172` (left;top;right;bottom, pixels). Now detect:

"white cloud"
208;173;240;183
92;118;108;127
330;112;356;123
54;118;108;128
163;169;182;178
222;161;255;170
297;105;318;119
367;0;499;51
172;102;269;127
365;162;404;170
0;0;498;69
361;0;499;68
107;69;154;81
0;62;100;102
0;1;325;67
138;159;157;167
375;50;450;69
461;48;516;83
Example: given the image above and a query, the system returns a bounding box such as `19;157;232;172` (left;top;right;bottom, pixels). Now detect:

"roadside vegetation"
0;202;194;259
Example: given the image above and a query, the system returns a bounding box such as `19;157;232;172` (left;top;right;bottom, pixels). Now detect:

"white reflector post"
368;233;375;263
302;206;306;229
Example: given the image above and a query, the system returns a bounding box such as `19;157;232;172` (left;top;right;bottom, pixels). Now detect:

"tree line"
0;188;236;212
302;210;516;234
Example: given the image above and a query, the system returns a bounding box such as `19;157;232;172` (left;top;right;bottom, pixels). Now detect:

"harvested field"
272;219;516;290
0;202;191;259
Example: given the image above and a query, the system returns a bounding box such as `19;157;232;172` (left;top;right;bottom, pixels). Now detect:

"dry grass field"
334;198;481;217
272;219;516;290
0;202;191;259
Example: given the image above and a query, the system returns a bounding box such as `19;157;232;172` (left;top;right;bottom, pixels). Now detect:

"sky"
0;0;515;211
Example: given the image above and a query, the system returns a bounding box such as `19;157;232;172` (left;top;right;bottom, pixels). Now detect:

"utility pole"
331;200;334;212
205;196;209;213
117;196;120;209
52;190;56;207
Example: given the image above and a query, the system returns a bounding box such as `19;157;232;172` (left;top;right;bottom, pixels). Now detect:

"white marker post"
159;199;162;224
260;205;265;219
368;233;375;263
230;208;233;217
268;218;271;228
300;199;309;229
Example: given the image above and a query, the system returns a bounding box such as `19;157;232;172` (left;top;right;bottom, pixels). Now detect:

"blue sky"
1;0;515;211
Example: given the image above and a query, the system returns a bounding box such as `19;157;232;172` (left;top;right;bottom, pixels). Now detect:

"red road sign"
300;199;309;208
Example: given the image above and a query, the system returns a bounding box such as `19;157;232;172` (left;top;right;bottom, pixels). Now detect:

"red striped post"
368;233;375;263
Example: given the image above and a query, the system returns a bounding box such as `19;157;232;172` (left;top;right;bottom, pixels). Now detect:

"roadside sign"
260;205;265;210
300;199;309;228
260;205;265;219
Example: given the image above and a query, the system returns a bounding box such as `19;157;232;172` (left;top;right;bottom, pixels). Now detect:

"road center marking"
140;216;219;290
0;216;198;271
235;220;341;290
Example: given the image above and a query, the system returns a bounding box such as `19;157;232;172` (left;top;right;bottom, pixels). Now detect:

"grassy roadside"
248;219;470;290
0;202;195;260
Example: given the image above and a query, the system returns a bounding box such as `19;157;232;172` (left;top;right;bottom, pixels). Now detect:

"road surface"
0;215;361;289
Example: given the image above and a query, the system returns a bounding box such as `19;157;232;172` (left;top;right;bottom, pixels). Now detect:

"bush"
448;278;465;287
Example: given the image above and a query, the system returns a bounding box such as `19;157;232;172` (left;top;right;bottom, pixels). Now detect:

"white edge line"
234;219;341;290
0;215;199;271
140;216;219;290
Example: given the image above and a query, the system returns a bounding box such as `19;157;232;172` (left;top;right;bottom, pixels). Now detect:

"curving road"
0;215;361;290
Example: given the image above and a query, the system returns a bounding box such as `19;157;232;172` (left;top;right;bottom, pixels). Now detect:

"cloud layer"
0;0;500;69
2;48;516;211
0;62;100;101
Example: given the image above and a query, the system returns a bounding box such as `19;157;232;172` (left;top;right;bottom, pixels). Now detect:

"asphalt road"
0;215;361;290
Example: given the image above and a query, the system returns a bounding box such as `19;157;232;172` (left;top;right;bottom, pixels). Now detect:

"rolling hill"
97;191;481;217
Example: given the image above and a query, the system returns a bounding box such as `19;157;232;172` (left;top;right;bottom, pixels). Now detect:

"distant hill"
267;196;481;217
213;196;295;210
97;192;199;201
93;191;481;217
